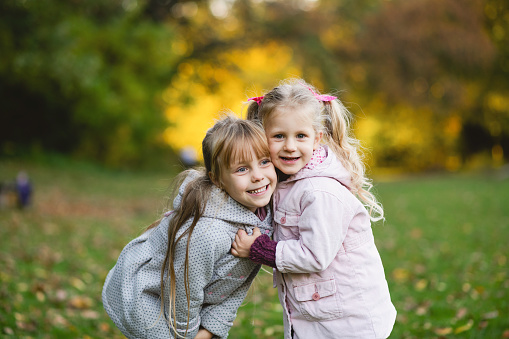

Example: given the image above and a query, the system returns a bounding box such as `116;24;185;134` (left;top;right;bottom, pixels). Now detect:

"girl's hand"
231;227;261;258
194;328;213;339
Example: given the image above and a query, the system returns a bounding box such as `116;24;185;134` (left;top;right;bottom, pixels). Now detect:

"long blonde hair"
158;114;271;336
247;78;384;221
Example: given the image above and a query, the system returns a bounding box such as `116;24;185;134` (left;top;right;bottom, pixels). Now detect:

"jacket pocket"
274;209;300;240
293;278;342;321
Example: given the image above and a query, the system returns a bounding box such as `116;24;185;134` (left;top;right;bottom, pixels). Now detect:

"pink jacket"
272;146;396;339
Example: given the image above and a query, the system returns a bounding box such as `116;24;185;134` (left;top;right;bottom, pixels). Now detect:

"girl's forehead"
226;143;268;167
267;106;315;127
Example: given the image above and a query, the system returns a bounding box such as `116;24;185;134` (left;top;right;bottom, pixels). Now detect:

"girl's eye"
297;133;306;139
235;167;248;173
273;134;284;139
260;159;271;166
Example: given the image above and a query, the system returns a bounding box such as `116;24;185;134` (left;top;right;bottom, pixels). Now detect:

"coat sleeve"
276;189;353;273
102;219;171;339
169;222;225;338
199;263;260;337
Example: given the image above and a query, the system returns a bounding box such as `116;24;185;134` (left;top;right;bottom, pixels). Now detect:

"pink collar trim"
303;146;326;170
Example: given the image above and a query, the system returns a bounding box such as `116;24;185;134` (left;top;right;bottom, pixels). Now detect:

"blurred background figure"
179;146;198;169
15;171;32;209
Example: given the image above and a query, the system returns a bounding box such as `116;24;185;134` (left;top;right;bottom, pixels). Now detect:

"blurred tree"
1;0;507;171
0;0;179;166
153;0;509;170
340;0;508;168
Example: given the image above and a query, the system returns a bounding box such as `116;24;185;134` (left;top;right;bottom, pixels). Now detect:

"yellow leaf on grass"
434;327;452;335
414;279;428;291
36;291;45;302
392;268;410;283
69;296;93;309
455;319;474;334
70;277;86;291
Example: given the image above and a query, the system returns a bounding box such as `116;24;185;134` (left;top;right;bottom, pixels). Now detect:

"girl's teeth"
249;186;267;194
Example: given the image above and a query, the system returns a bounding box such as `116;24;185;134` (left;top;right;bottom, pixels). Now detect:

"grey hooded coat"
102;171;273;338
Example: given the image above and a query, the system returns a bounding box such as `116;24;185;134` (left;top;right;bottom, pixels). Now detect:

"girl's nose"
251;167;264;182
284;138;296;152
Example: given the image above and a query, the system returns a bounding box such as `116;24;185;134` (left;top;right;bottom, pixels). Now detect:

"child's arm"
275;190;348;273
231;227;261;257
199;266;259;335
102;223;172;338
232;227;278;268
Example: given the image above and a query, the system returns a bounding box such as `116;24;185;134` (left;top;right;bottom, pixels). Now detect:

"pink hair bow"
314;94;337;102
301;83;337;102
248;96;264;105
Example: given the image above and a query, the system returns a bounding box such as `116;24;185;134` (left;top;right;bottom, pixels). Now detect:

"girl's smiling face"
219;151;277;212
264;106;322;175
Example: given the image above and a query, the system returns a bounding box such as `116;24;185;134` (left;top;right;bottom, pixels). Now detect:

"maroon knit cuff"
249;234;277;268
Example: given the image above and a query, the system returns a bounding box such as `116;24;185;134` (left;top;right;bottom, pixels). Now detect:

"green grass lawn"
1;158;508;338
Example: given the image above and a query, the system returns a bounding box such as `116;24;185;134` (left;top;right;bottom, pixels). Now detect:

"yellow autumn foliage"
162;43;301;159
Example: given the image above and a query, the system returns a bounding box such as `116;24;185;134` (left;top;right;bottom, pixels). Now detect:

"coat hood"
172;169;269;226
283;145;352;189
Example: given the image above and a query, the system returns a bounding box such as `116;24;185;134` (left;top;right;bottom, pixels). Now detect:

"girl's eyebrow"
230;159;251;167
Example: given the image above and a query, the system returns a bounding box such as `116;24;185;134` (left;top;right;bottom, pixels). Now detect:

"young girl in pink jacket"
232;79;396;338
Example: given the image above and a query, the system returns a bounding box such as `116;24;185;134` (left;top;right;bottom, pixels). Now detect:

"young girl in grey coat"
102;115;277;338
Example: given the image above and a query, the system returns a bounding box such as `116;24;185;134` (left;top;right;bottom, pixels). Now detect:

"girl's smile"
219;151;277;212
280;156;301;163
264;106;322;175
247;184;270;195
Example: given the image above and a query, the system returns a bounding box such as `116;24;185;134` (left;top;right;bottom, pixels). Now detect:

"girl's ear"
313;131;323;150
208;171;220;187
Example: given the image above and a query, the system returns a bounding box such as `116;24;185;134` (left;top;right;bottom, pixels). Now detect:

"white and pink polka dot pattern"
303;146;326;170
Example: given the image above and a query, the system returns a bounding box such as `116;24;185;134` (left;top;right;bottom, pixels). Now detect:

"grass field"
1;158;508;338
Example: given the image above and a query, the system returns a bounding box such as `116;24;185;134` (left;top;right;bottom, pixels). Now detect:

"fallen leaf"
81;310;100;319
455;319;474;334
264;327;275;336
455;307;468;320
392;268;410;283
462;283;471;292
70;277;86;291
55;289;67;302
482;310;498;319
35;291;45;302
415;300;431;316
414;279;428;291
50;313;70;328
434;327;452;335
99;322;111;332
68;296;93;309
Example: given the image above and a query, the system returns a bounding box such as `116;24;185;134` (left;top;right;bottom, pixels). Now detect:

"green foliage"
1;159;508;338
0;0;179;166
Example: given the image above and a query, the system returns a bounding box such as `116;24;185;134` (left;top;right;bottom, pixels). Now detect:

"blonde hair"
157;114;270;336
247;78;384;221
